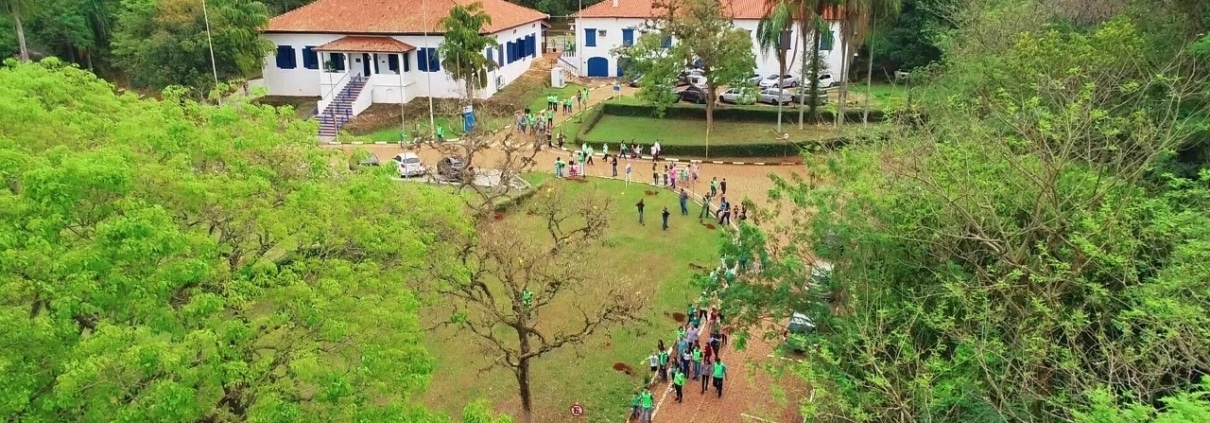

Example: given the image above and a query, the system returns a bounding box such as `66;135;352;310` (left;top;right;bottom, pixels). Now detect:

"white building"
566;0;844;80
260;0;547;136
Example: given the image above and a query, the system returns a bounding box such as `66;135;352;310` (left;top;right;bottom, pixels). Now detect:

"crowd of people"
630;300;732;423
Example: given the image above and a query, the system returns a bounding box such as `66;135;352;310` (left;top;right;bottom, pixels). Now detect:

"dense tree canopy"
0;59;480;422
716;0;1210;422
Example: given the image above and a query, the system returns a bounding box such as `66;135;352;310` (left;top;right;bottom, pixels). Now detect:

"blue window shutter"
498;45;504;66
417;49;428;72
506;42;513;63
819;30;834;51
302;46;318;69
331;53;345;71
622;29;634;46
388;54;400;72
428;48;440;71
517;38;525;58
275;45;296;69
661;36;671;48
585;29;596;47
529;35;536;57
402;52;410;71
485;47;492;64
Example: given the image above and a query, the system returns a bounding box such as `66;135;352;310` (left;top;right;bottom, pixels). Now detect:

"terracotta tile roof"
265;0;548;34
576;0;841;20
316;36;417;52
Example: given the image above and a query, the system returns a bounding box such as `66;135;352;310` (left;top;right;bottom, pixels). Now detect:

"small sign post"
570;403;584;417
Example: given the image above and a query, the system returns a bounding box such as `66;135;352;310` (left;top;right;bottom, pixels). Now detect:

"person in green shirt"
639;387;655;423
676;325;686;341
672;367;687;403
563;96;573;114
434;124;445;142
630;390;641;421
712;358;727;398
691;345;704;380
522;289;533;308
657;349;670;383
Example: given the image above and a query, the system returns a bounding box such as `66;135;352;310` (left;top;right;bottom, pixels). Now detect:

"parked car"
718;87;757;105
677;68;704;86
782;261;834;353
744;73;763;86
783;312;815;352
686;74;708;89
789;86;830;105
437;156;466;181
814;73;835;89
678;86;712;104
392;152;425;177
758;88;795;105
759;74;800;88
626;73;644;87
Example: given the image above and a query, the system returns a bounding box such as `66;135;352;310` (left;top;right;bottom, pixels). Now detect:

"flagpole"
201;0;220;91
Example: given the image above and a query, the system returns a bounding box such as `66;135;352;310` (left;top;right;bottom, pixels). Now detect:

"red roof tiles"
265;0;548;34
316;36;417;52
576;0;841;20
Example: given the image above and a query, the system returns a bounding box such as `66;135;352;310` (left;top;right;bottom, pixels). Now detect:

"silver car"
392;152;426;178
759;74;800;88
719;87;758;105
759;88;795;105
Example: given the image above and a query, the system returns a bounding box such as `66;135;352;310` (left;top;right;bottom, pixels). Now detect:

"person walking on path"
648;350;660;375
700;356;711;394
611;155;619;178
657;347;670;383
720;178;728;195
679;166;688;189
679;189;689;215
602;143;609;158
661;207;671;230
710;177;719;197
555;157;565;178
712;358;727;398
630;390;642;422
680;345;692;375
652;163;659;185
639;387;655;423
699;192;713;222
673;367;687;403
669;165;678;188
586;146;595;166
692;345;704;380
636;199;646;225
625;161;633;184
564;96;574;114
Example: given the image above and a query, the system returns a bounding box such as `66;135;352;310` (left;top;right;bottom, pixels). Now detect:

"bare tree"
424;184;647;423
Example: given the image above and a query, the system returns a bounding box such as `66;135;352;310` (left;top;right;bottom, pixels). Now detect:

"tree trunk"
11;4;30;62
797;8;809;129
516;328;535;423
705;67;716;138
863;8;877;126
776;50;786;133
836;23;850;127
808;7;826;123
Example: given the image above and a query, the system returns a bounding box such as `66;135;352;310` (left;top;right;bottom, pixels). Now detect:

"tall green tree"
720;5;1210;421
612;31;683;115
0;58;467;422
653;0;756;141
1;0;33;61
757;0;795;132
110;0;269;95
438;1;498;110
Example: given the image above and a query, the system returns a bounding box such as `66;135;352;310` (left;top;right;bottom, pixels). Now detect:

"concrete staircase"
317;75;367;137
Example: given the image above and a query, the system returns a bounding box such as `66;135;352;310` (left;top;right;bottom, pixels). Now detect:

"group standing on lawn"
631;301;733;423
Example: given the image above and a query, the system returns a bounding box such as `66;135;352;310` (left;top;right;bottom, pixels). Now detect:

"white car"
686;74;708;89
814;73;835;89
759;74;800;88
719;87;757;105
758;88;795;105
392;152;426;177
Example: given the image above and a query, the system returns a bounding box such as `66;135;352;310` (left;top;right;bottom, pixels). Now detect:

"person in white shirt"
625;161;633;184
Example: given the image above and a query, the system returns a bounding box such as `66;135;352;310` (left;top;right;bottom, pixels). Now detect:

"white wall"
574;17;647;77
260;20;542;104
570;17;847;81
732;19;846;80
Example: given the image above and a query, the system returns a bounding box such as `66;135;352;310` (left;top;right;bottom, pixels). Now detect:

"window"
402;52;410;72
527;35;536;58
417;48;440;72
497;46;504;67
485;47;493;65
819;30;834;51
388;54;400;73
516;37;526;58
275;45;297;69
506;41;515;63
329;53;345;71
302;46;318;69
778;30;791;52
661;36;672;49
622;28;634;46
584;28;596;47
597;30;607;37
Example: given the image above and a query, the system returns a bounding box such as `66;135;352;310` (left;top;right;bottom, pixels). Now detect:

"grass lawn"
585;114;841;145
363;116;508;142
525;84;585;114
419;177;722;423
849;82;908;109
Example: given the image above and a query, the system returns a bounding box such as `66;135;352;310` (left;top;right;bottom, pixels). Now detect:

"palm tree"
757;0;795;133
804;0;840;124
2;0;34;61
860;0;901;125
835;0;867;126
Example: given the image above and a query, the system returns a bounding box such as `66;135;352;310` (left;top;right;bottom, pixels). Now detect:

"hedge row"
575;104;606;143
601;102;887;124
577;133;892;158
